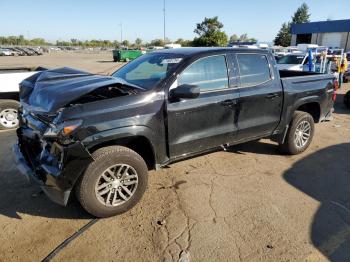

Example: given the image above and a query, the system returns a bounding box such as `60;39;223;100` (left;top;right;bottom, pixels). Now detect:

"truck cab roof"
152;47;270;57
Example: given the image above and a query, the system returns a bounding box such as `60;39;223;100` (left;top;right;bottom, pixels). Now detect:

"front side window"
237;54;271;87
178;55;229;91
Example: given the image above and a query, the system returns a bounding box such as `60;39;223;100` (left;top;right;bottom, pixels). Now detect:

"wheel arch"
272;98;321;144
296;102;321;123
85;131;157;170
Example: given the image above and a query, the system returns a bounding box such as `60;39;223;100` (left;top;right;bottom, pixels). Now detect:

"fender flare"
286;96;321;125
273;96;321;144
81;125;159;164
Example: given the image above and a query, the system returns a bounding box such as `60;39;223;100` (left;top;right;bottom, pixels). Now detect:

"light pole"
163;0;166;44
119;23;123;44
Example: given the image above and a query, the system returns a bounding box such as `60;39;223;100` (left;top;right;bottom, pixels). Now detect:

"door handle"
265;93;280;99
220;99;237;107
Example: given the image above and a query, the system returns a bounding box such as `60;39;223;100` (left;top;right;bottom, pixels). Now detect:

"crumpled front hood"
19;67;140;113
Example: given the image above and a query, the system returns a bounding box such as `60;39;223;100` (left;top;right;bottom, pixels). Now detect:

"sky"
1;0;349;43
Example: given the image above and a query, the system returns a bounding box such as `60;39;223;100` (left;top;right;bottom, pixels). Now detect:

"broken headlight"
43;119;83;144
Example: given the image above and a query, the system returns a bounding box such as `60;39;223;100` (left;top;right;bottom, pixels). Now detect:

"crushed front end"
13;107;93;206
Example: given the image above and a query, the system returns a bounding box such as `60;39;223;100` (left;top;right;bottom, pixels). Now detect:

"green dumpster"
112;49;143;62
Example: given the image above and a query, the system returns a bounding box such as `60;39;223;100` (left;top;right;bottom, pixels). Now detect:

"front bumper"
13;128;94;206
12;143;71;205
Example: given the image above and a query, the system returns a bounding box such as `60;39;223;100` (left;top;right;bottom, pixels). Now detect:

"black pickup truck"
13;48;336;217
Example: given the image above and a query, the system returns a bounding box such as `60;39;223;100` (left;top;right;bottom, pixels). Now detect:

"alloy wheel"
95;164;139;207
294;120;311;148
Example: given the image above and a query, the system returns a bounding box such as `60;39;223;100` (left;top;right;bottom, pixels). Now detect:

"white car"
276;54;309;71
0;67;45;129
0;48;13;56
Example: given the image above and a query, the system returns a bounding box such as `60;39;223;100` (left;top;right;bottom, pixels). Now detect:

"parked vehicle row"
0;47;44;56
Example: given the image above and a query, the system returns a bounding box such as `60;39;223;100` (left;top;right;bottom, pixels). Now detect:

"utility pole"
163;0;166;44
119;23;123;44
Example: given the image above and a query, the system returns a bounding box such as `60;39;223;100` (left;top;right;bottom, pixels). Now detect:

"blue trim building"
291;19;350;51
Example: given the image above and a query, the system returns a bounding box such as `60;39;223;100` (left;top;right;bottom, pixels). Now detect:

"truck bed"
279;70;322;78
279;70;335;123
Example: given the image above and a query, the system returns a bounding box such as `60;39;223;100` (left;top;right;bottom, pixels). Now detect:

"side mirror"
170;84;200;100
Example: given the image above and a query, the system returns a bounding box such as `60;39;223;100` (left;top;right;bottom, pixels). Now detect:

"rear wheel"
76;146;148;218
279;111;314;155
0;100;20;130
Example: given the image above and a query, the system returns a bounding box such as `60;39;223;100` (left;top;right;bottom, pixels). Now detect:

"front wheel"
76;146;148;218
0;100;20;130
279;111;314;155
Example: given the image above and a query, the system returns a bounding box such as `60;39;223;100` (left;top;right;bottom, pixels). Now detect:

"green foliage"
175;38;192;47
229;34;257;43
122;40;130;47
0;35;51;46
150;39;164;47
291;3;310;24
192;16;228;47
56;39;118;47
274;22;292;47
229;34;239;43
274;3;311;46
135;38;142;47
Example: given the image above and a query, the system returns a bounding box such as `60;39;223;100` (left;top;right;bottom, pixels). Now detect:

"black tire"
279;111;314;155
344;91;350;109
76;146;148;218
0;99;20;130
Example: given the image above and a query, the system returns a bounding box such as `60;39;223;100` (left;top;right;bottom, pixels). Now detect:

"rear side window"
237;54;271;87
178;55;229;91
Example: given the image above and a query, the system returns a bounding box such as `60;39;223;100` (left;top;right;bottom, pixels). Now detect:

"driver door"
167;54;240;159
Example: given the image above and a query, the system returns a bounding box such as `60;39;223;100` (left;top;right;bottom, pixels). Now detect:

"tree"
291;3;310;24
71;38;78;46
229;34;257;44
150;38;164;46
274;22;292;46
229;34;239;43
192;16;228;47
122;40;130;47
135;38;142;48
274;3;311;46
175;38;192;47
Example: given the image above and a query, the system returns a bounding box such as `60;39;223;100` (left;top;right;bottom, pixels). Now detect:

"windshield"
112;53;184;90
277;55;304;65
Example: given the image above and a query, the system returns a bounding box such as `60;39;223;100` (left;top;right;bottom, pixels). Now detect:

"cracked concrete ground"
1;53;350;261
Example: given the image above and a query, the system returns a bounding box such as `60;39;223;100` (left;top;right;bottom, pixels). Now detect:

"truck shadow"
333;93;350;115
96;60;115;63
0;131;92;220
228;140;281;156
283;143;350;261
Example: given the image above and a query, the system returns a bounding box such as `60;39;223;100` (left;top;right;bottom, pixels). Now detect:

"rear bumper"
13;129;94;206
